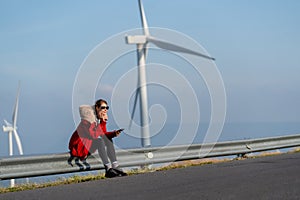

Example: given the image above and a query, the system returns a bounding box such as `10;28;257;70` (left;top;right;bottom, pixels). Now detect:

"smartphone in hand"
115;128;124;136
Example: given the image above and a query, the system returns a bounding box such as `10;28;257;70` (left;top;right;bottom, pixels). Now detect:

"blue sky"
0;0;300;156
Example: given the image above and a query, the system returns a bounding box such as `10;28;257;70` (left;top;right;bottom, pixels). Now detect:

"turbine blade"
129;88;140;130
147;37;215;60
13;130;23;155
12;82;21;128
138;0;150;36
4;119;11;127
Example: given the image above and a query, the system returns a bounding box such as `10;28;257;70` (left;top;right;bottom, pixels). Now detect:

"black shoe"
105;168;119;178
113;167;128;176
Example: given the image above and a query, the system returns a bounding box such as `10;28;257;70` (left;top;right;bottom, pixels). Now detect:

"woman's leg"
102;135;127;176
91;138;110;167
102;135;117;163
91;139;119;178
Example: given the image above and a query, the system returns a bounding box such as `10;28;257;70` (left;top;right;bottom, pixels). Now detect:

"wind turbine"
126;0;215;147
2;83;24;187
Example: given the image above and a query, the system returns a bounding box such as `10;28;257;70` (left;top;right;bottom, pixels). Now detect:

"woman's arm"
99;121;118;138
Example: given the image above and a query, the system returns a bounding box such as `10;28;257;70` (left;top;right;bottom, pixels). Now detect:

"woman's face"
97;102;109;120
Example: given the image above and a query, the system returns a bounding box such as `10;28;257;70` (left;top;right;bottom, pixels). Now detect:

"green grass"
1;148;299;194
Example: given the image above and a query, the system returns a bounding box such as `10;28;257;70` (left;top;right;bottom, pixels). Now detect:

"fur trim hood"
79;105;96;123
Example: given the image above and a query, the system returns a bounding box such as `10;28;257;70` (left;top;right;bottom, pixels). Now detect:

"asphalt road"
1;152;300;200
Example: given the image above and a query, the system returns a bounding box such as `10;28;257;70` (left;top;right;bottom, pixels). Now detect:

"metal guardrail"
1;134;300;180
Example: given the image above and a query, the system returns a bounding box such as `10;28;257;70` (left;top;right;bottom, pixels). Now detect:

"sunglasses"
100;106;109;110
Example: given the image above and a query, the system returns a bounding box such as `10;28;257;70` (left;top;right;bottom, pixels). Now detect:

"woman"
68;104;125;178
94;99;127;176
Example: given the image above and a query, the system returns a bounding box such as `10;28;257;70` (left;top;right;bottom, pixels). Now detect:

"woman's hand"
100;113;108;122
115;128;124;136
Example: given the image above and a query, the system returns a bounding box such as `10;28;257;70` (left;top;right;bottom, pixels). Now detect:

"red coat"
68;120;116;160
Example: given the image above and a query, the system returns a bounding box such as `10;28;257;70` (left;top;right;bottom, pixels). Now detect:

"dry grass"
156;158;232;171
0;173;106;194
291;147;300;153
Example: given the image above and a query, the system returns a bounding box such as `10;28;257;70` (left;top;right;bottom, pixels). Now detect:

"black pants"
92;136;117;166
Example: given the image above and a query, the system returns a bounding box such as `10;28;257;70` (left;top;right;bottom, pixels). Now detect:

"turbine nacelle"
126;35;147;44
3;119;15;132
3;125;14;133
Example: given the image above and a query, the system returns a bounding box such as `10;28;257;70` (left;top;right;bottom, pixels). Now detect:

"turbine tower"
126;0;215;147
2;82;24;187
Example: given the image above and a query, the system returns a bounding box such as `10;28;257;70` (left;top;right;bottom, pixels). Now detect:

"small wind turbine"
2;83;24;187
126;0;215;147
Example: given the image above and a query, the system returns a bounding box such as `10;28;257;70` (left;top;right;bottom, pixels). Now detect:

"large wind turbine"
126;0;215;147
2;83;24;187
